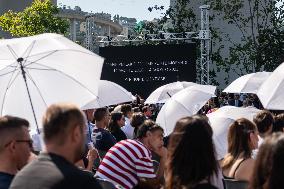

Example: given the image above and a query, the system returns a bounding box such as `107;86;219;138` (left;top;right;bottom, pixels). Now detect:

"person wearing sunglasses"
0;115;31;189
10;103;102;189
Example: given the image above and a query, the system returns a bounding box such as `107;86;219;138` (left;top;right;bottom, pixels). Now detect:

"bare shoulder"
235;158;255;181
241;158;255;167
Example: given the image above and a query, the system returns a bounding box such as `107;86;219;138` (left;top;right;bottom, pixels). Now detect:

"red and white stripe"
96;139;156;189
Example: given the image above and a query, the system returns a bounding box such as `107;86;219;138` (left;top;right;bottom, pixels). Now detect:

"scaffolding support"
199;5;211;85
85;5;211;85
85;15;94;51
95;32;197;47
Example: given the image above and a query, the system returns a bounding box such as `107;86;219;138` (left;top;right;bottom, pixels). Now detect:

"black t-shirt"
193;183;218;189
93;128;116;151
10;153;102;189
0;172;14;189
111;129;127;142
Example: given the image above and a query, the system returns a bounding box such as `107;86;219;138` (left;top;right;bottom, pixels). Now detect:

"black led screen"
100;43;196;98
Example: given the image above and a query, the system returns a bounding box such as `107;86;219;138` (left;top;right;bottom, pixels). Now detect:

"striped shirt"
96;139;156;189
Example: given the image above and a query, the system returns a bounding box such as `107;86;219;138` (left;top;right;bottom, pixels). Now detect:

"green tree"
149;0;198;32
152;0;284;84
208;0;284;73
134;21;146;34
0;0;69;37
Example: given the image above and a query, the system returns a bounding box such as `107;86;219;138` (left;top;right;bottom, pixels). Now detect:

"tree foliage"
208;0;284;73
134;21;146;34
149;0;198;33
0;0;69;37
151;0;284;84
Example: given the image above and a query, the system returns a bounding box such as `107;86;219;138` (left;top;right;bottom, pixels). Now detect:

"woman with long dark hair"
107;112;127;142
165;115;222;189
131;112;146;138
222;118;258;181
249;133;284;189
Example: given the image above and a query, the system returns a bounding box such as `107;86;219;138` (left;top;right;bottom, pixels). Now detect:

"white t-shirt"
121;117;134;139
252;135;264;159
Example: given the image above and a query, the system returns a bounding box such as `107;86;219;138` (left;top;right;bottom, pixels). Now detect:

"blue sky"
57;0;170;22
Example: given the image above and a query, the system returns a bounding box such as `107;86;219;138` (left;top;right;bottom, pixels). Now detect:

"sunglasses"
16;140;33;148
5;139;33;149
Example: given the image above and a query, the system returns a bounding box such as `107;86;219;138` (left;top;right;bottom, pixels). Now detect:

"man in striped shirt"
96;122;167;189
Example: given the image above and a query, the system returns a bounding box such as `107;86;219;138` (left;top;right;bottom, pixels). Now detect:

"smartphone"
87;142;94;150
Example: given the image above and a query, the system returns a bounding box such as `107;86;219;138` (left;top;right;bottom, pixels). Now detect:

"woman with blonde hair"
222;118;259;181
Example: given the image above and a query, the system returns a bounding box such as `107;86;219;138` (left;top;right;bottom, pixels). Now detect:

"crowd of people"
0;92;284;189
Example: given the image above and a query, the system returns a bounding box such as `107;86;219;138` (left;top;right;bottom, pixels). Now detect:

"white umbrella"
223;72;271;94
257;62;284;110
0;33;104;133
156;85;216;135
81;80;134;109
207;106;260;121
207;106;261;159
145;81;197;104
210;117;234;160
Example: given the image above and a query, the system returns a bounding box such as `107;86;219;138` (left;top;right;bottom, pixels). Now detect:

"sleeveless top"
223;158;247;179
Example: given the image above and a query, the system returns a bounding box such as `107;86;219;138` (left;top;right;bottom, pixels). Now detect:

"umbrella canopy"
145;81;197;104
0;33;104;133
156;85;216;135
207;106;261;159
257;62;284;110
223;72;271;94
81;80;134;110
210;117;234;160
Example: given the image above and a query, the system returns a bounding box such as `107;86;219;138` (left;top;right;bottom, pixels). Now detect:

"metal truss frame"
86;5;211;85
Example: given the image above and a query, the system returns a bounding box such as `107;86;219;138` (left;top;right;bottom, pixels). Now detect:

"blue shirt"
85;122;95;144
0;172;14;189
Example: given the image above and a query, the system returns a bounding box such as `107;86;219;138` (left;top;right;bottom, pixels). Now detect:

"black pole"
18;58;40;134
166;92;172;98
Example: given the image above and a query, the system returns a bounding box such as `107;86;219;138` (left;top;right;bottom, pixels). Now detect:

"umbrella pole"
166;92;172;97
18;58;40;134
